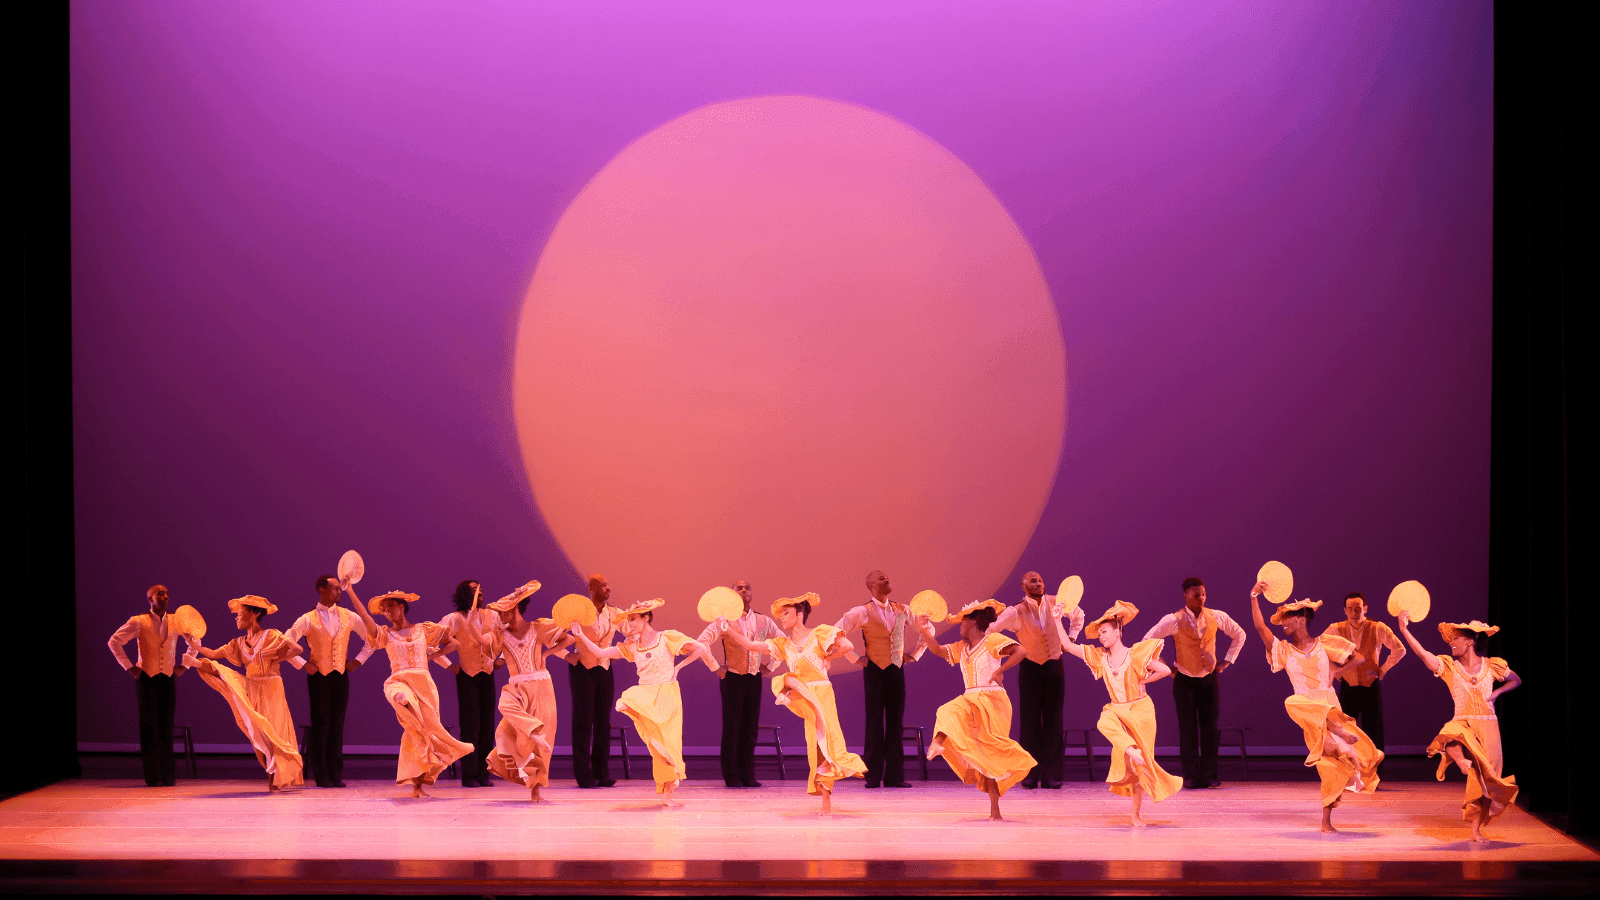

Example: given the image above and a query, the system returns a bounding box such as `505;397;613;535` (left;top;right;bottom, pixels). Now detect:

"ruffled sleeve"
1319;633;1357;664
662;630;700;656
811;625;841;655
1432;654;1455;682
1488;657;1511;681
419;622;450;649
1131;638;1165;675
260;629;298;664
219;637;246;667
1267;638;1289;673
1082;645;1107;681
616;641;636;662
937;641;962;666
985;632;1019;659
770;635;791;658
367;624;390;649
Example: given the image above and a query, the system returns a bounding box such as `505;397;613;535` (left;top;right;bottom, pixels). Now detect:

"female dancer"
1396;613;1521;842
345;583;474;797
718;593;866;814
479;580;573;802
1061;600;1182;826
569;599;716;807
187;596;304;791
1249;585;1383;832
912;599;1035;821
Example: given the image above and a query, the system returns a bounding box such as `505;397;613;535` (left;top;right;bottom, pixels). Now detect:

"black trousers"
1017;658;1065;785
862;662;906;785
719;672;763;785
1337;681;1386;751
135;672;176;786
1172;671;1220;785
568;663;614;785
456;670;497;783
305;670;350;785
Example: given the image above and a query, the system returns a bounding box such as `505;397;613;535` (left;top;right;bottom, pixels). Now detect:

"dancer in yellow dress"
912;599;1035;821
1062;600;1182;826
718;593;867;814
187;596;305;791
1396;612;1521;842
345;583;474;797
478;580;573;802
1249;585;1383;832
569;599;717;807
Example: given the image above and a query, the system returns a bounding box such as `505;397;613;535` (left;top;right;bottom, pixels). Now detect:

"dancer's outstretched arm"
344;584;380;641
1059;631;1088;660
568;624;624;660
716;618;775;656
1394;613;1443;675
1247;583;1275;647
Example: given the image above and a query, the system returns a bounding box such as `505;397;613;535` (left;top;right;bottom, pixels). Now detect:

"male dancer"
1141;577;1247;789
835;570;923;788
283;575;373;787
437;580;501;787
108;584;189;786
993;571;1085;788
566;573;623;788
697;580;782;787
1324;592;1404;763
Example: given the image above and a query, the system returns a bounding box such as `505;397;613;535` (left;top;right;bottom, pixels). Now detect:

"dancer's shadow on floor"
1435;839;1523;851
779;809;865;820
199;790;293;799
1282;830;1380;840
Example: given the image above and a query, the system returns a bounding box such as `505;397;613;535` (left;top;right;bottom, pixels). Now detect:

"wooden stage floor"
3;779;1597;894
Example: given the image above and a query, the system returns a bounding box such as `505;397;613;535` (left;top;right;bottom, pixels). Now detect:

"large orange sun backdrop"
514;95;1066;635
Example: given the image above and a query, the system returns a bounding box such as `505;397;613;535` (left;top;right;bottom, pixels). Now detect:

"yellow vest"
860;602;910;668
1173;608;1219;675
298;607;356;673
128;613;180;676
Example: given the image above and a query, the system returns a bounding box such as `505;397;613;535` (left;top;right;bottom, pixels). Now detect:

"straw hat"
1270;598;1322;625
946;598;1006;623
619;598;666;617
1084;600;1140;639
227;595;278;616
488;580;542;613
1439;620;1500;642
770;592;820;618
368;590;420;614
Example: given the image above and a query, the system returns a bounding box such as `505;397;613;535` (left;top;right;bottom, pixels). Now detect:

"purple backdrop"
71;1;1493;758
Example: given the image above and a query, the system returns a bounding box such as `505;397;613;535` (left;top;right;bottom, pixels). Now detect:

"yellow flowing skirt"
616;682;686;792
1284;692;1383;807
488;678;557;787
385;668;474;785
1097;695;1183;802
774;676;867;795
196;667;303;788
932;689;1037;796
1427;716;1518;823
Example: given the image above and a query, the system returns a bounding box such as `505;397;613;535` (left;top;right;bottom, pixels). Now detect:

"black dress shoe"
1042;781;1064;789
1205;780;1223;789
1020;779;1039;789
885;781;913;788
161;780;177;787
864;782;881;789
1182;779;1199;790
598;779;617;787
725;781;742;788
743;780;762;788
576;781;599;789
331;781;348;788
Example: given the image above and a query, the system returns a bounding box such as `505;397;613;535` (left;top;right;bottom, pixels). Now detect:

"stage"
3;779;1596;894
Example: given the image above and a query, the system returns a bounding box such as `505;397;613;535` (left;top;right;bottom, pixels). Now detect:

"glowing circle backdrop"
514;95;1066;635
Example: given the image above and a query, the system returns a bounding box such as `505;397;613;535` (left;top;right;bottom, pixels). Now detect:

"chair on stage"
1221;725;1252;781
756;724;787;780
609;724;634;779
902;725;929;780
173;725;198;779
1063;727;1097;780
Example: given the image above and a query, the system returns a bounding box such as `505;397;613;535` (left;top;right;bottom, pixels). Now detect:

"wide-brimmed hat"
368;590;420;614
1084;600;1140;639
946;598;1006;623
619;598;665;617
227;595;278;616
770;592;820;618
1270;598;1322;625
488;580;542;613
1439;620;1500;642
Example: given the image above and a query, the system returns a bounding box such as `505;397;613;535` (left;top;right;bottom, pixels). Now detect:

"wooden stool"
610;725;633;779
1221;725;1252;781
902;725;929;780
756;725;787;780
174;725;198;779
1064;728;1097;781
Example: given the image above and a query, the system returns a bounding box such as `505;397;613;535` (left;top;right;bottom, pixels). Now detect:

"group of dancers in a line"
110;569;1519;839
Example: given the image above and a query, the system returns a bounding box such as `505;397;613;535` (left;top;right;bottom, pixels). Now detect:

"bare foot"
1470;831;1489;844
819;790;832;815
411;780;430;799
1130;815;1147;827
1320;807;1338;833
530;785;545;803
928;737;945;761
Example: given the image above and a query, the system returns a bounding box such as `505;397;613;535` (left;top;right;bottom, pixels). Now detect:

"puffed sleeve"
1266;638;1289;673
663;630;701;656
1082;644;1107;681
367;624;390;649
811;625;840;655
1432;654;1455;682
219;637;246;667
1131;638;1165;674
935;641;962;666
616;641;636;662
1488;657;1511;681
986;632;1020;658
1319;633;1357;664
260;629;298;663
